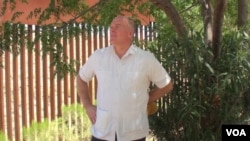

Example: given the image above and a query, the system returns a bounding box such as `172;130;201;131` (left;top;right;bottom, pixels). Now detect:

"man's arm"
148;81;173;103
76;75;96;123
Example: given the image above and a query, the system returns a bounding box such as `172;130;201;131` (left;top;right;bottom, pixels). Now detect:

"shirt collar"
125;44;136;55
111;44;137;59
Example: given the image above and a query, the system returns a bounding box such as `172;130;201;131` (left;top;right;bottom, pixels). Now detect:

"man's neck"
114;44;131;59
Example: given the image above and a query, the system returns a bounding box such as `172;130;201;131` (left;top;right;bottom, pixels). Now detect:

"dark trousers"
91;135;146;141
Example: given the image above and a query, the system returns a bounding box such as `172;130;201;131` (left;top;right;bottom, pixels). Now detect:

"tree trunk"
150;0;187;37
212;0;227;60
200;0;213;48
238;0;248;28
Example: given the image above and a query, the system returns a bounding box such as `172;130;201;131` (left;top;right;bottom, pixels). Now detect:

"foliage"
0;0;250;141
0;0;153;78
0;131;10;141
0;22;80;78
23;104;91;141
148;29;250;141
174;0;203;30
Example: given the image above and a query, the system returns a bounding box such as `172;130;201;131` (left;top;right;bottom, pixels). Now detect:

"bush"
0;131;10;141
148;31;250;141
23;103;91;141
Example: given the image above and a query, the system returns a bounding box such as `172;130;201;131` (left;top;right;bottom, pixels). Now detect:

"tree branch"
200;0;213;47
212;0;227;60
150;0;187;37
53;0;109;29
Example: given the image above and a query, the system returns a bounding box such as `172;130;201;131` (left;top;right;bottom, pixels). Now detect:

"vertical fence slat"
28;25;35;123
75;24;80;73
70;36;75;104
21;25;28;128
93;26;98;51
140;25;144;48
43;51;49;119
50;71;55;120
75;25;81;103
104;27;109;47
81;24;86;69
0;54;4;133
50;53;56;120
144;25;148;48
57;79;62;117
35;26;42;122
134;25;139;46
78;25;87;103
5;51;12;141
13;47;20;141
99;26;104;49
63;28;69;106
57;27;63;116
93;27;98;99
57;28;63;117
13;24;21;141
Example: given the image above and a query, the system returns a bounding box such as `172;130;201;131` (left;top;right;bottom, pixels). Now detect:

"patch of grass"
0;131;10;141
23;103;91;141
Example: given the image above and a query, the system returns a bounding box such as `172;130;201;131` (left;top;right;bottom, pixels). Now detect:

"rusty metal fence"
0;23;154;141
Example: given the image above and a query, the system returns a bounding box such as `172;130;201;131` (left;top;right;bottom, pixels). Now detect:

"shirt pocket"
121;111;148;134
95;70;113;94
125;72;149;89
94;108;110;133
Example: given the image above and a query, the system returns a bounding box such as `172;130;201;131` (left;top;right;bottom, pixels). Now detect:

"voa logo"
226;129;246;136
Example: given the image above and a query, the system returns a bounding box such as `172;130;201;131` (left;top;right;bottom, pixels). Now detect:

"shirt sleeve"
78;52;97;82
148;54;171;88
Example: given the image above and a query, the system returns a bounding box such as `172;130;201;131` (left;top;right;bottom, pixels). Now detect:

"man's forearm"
76;75;92;108
148;81;173;103
76;75;97;124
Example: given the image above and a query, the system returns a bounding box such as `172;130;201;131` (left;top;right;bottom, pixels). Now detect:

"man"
76;15;173;141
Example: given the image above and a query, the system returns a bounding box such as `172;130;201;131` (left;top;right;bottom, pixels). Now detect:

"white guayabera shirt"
79;44;171;141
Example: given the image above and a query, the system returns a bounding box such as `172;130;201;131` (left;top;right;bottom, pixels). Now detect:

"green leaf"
205;62;214;74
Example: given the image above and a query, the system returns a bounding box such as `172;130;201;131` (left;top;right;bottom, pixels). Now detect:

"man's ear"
128;31;134;38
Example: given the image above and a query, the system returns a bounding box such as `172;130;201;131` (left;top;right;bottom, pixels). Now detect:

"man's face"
110;17;132;46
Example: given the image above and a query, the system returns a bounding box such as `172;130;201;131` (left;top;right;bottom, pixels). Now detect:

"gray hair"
114;15;135;32
127;17;136;32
